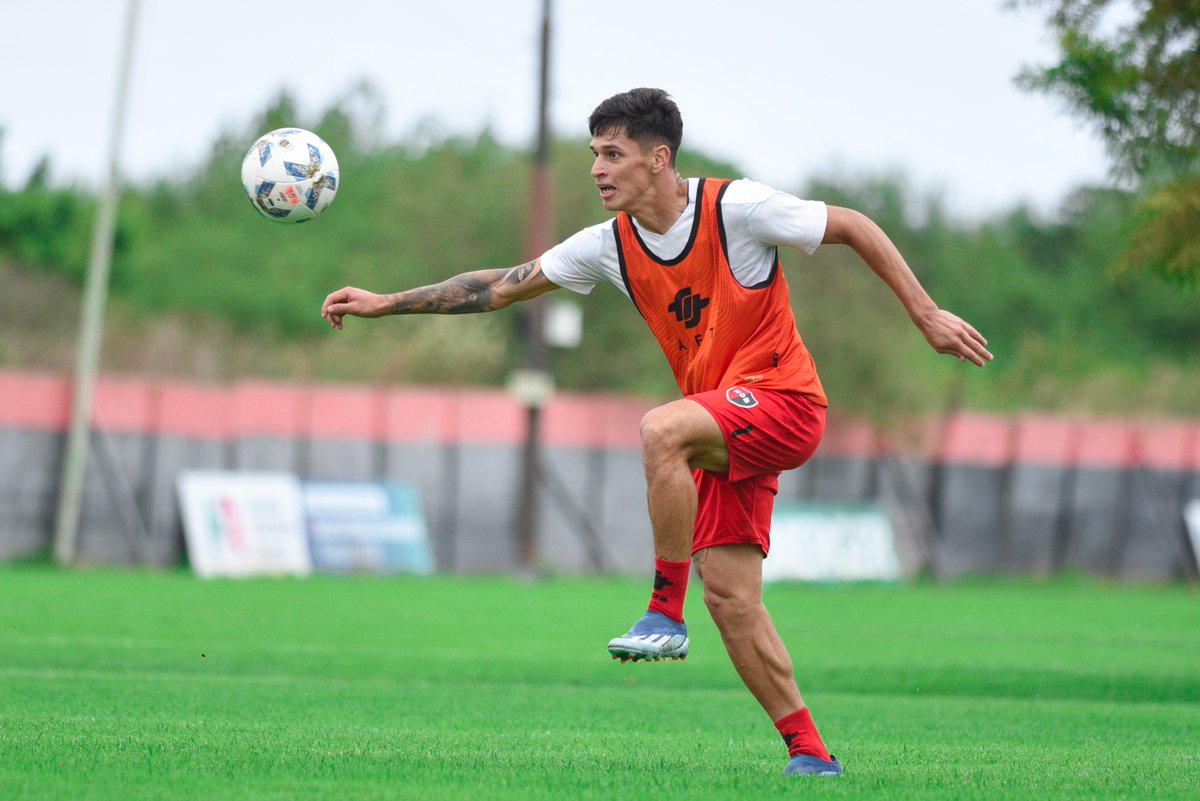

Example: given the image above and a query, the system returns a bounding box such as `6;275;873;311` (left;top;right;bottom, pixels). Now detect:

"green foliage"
1116;172;1200;284
2;88;1198;416
1015;0;1200;175
0;166;94;282
1014;0;1200;281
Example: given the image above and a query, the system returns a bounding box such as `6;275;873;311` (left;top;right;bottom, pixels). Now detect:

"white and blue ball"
241;128;339;223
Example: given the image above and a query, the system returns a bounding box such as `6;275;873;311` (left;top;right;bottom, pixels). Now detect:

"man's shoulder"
554;217;618;261
704;179;780;233
570;218;618;244
713;178;781;205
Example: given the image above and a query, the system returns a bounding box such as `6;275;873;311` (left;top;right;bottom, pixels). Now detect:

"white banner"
765;501;901;582
177;471;311;578
1186;500;1200;575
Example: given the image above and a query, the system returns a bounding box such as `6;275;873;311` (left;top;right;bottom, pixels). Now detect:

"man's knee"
640;401;728;473
639;406;678;459
702;574;760;629
696;546;765;622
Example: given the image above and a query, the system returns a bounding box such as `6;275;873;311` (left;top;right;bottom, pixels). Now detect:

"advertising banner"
765;500;901;582
178;472;433;578
177;471;311;578
303;480;433;575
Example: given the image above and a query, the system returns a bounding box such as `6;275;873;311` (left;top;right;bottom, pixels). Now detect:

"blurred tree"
0;157;93;282
6;83;1199;412
1015;0;1199;174
1113;169;1200;281
24;155;51;190
1015;0;1200;282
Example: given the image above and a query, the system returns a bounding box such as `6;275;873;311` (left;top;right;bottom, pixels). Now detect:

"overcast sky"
2;0;1116;220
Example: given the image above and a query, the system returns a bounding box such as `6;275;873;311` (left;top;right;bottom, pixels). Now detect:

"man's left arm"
822;205;993;367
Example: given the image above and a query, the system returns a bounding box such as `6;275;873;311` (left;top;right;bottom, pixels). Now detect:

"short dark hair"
589;88;683;167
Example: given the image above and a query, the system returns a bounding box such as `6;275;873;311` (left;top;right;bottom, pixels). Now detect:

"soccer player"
321;87;992;777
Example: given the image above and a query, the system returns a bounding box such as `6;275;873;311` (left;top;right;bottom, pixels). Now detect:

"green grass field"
1;564;1196;800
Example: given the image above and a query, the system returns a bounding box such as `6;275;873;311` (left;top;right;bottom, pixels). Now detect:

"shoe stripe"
624;634;686;649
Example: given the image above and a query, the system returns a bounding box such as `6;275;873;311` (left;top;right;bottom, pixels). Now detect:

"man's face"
589;129;657;212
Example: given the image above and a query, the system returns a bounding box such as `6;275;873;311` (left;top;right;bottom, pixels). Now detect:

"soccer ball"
241;128;339;223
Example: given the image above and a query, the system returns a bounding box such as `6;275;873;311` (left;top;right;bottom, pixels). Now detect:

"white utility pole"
53;0;141;565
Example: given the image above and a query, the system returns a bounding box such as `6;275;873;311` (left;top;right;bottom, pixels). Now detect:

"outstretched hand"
320;286;389;330
918;309;993;367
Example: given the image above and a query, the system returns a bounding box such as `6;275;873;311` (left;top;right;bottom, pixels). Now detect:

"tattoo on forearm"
390;262;539;316
392;272;497;315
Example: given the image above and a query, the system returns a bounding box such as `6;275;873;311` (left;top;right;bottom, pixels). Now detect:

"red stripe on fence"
0;370;70;431
309;385;385;440
600;396;653;450
1188;427;1200;472
156;383;231;439
444;388;524;446
232;382;307;438
1014;415;1077;467
937;413;1014;468
383;388;451;442
2;371;1199;471
1073;419;1137;469
92;378;154;433
820;414;879;459
1135;421;1198;471
545;394;608;449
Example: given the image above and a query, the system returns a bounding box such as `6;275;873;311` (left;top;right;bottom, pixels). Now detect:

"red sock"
646;557;690;623
774;707;831;761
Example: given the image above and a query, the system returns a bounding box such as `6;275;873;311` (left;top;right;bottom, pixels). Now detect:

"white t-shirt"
539;178;827;298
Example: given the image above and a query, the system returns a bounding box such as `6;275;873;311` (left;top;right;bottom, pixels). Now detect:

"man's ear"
651;144;673;174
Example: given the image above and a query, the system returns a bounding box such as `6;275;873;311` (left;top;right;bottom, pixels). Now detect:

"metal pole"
53;0;141;565
515;0;553;574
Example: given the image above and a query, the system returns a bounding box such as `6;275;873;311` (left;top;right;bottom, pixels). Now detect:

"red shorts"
687;387;825;556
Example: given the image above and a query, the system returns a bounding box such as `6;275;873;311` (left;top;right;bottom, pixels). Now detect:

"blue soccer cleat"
782;754;843;776
607;610;689;663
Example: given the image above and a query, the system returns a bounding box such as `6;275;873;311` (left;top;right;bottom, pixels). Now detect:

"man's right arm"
822;206;993;367
321;260;558;330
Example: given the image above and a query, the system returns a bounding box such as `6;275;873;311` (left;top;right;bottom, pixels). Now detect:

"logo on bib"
666;287;710;329
725;386;758;409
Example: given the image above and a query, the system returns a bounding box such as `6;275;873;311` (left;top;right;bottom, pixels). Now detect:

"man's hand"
320;286;390;330
916;308;993;367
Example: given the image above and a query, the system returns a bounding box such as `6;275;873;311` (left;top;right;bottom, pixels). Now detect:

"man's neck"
629;174;689;235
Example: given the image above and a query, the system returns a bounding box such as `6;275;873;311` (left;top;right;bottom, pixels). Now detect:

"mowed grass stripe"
1;565;1197;800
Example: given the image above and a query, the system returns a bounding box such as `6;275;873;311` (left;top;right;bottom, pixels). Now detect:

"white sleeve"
727;180;827;255
538;221;618;296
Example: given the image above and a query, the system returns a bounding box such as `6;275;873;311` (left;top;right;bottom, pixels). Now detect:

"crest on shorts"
726;386;758;408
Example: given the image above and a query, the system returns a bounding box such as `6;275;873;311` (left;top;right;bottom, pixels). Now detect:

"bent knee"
639;407;680;453
702;583;760;625
640;402;727;471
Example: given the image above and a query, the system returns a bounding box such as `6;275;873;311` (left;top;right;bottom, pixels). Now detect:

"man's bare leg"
694;543;839;775
692;544;804;717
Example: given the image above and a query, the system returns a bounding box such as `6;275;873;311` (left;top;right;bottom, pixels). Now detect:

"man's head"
589;88;682;168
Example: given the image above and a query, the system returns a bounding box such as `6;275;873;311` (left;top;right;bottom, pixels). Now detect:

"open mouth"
597;184;616;199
